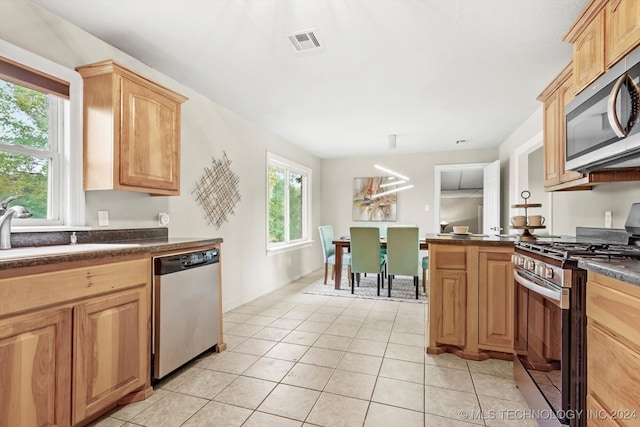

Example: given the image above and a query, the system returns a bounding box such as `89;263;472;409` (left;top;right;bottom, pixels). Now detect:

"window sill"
267;240;314;255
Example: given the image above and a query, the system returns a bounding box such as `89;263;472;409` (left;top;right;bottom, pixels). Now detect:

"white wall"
441;197;483;234
321;149;499;238
1;0;323;311
527;147;552;227
551;182;640;231
499;107;640;235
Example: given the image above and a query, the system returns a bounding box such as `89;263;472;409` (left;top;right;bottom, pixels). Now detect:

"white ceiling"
32;0;589;159
441;169;484;191
440;168;484;198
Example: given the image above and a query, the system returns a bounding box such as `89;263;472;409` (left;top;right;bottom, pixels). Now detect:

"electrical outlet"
604;211;612;228
158;212;170;227
98;210;109;227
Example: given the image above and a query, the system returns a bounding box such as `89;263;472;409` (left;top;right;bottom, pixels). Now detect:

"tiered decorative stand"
510;190;545;241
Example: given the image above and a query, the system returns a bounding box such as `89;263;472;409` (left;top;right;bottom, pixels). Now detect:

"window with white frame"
267;152;311;249
0;41;84;227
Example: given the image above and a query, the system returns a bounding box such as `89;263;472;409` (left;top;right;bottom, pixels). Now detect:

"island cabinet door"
72;287;149;424
433;269;466;346
478;252;514;351
0;308;72;427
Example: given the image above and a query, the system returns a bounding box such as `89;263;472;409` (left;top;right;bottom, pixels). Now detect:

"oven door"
513;268;572;426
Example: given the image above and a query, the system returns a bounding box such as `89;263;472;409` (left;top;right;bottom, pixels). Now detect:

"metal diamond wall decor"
192;151;241;228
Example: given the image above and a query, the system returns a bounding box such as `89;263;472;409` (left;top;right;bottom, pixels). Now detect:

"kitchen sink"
0;243;142;261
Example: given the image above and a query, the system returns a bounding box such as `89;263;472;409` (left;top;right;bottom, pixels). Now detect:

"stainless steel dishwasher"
152;248;219;381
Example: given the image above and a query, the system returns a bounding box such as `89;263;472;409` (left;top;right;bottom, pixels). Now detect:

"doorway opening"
434;161;500;235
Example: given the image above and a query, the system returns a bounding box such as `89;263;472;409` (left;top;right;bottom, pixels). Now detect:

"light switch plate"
604;211;612;228
98;210;109;227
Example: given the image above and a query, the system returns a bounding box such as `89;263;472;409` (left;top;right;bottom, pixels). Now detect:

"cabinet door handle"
607;73;640;138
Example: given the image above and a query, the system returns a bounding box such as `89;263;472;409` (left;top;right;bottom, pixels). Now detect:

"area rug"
303;273;428;304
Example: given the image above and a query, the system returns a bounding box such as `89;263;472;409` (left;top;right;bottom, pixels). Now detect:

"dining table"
332;238;429;290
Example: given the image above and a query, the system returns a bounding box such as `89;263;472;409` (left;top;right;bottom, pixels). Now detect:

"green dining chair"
350;227;386;295
318;225;351;285
386;226;420;299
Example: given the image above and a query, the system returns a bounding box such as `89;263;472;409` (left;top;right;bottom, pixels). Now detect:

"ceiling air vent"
287;29;321;52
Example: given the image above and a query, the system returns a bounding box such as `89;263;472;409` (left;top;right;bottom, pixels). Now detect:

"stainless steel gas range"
512;237;640;427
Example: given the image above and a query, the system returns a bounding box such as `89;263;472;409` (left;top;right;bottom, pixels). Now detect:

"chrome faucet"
0;195;33;249
0;195;23;215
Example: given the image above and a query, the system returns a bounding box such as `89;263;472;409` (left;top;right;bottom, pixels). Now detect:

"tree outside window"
0;80;56;219
1;42;84;227
267;153;310;248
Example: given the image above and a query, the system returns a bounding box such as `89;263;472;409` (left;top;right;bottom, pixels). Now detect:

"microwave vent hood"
577;140;640;173
565;43;640;174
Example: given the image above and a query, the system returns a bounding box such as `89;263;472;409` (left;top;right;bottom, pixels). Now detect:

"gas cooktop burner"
516;240;640;262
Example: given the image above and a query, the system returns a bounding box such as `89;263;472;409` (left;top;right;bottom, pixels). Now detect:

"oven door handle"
513;269;561;303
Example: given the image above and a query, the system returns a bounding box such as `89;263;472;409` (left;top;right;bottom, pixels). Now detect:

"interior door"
483;160;500;235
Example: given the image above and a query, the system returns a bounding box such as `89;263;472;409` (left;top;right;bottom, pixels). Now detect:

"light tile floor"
90;269;533;427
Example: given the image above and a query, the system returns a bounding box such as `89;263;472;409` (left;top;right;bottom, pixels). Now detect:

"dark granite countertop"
0;227;222;271
577;259;640;287
425;233;516;247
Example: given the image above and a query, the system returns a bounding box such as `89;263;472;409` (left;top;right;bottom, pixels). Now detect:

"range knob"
511;254;525;267
544;267;554;279
524;259;535;271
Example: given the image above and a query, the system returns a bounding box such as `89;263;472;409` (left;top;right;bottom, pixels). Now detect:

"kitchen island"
426;234;516;360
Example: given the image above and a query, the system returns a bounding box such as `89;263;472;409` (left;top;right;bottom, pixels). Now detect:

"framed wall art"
352;176;397;221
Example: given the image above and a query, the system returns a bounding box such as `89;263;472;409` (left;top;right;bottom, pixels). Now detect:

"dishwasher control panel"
154;249;219;275
184;250;218;267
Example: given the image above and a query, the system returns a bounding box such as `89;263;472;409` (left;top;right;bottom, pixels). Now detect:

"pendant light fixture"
373;134;414;197
371;184;414;199
379;179;406;188
373;164;410;181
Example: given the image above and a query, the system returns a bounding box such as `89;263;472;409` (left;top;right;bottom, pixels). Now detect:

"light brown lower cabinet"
73;287;149;424
433;269;466;346
586;272;640;427
0;256;151;427
478;251;514;351
428;243;514;359
0;308;72;427
586;394;623;427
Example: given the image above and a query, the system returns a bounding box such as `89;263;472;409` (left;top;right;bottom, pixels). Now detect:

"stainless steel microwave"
565;45;640;173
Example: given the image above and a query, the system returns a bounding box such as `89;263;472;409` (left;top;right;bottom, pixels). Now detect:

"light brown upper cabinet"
538;0;640;192
538;63;586;190
565;0;640;96
568;7;605;94
606;0;640;67
76;60;188;196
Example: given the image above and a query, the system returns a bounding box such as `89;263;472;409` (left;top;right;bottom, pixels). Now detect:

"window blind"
0;56;69;98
